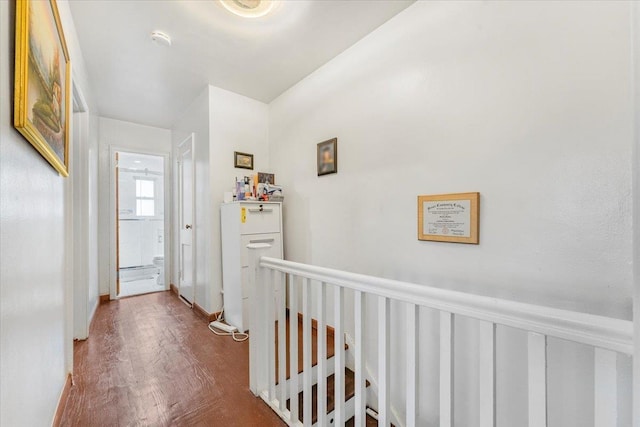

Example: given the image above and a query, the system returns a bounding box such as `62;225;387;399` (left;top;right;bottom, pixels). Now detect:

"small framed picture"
234;151;253;170
258;172;275;184
317;138;337;176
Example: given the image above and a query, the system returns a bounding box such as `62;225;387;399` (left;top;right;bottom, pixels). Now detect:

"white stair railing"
247;244;634;427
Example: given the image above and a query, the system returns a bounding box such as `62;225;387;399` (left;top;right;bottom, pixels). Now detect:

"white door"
178;135;195;305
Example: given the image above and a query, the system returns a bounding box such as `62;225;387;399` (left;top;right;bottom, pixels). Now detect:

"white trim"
178;133;193;149
72;75;88;113
632;1;640;425
594;348;618;426
439;311;454;427
66;75;91;377
527;332;547;427
72;110;90;339
259;257;633;355
478;321;496;427
88;298;98;330
176;133;196;304
109;146;172;300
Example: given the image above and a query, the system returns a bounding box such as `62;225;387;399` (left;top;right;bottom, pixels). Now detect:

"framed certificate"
418;192;480;244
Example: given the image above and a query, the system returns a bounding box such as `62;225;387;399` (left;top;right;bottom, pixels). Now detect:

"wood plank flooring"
274;315;338;382
60;291;286;427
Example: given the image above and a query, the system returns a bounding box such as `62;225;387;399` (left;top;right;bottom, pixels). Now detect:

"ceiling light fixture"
150;31;172;47
219;0;278;18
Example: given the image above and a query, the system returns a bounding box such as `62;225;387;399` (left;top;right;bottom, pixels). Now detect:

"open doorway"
115;151;168;298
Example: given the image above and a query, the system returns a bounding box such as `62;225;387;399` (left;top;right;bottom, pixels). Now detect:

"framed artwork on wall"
317;138;337;176
14;0;71;176
257;172;275;184
418;192;480;244
234;151;254;170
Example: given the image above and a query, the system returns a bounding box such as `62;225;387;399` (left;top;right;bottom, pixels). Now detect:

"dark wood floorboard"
287;368;357;424
60;291;286;427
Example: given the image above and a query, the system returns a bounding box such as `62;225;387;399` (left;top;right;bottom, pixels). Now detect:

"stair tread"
286;367;370;424
345;413;379;427
275;315;347;381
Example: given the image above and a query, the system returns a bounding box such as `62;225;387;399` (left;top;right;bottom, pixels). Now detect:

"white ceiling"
69;0;414;128
118;151;164;172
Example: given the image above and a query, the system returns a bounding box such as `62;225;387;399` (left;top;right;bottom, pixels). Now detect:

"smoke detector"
150;31;172;47
219;0;278;18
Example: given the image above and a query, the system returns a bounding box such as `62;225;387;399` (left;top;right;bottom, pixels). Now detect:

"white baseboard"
88;299;99;329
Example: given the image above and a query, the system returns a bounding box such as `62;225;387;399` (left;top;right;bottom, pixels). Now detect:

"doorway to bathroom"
114;151;168;298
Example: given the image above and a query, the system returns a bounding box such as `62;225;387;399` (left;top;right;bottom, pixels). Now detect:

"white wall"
0;0;96;424
98;117;172;296
171;86;269;314
209;86;269;313
269;1;634;426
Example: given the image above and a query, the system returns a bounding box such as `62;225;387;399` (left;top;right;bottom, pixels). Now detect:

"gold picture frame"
14;0;71;176
418;192;480;244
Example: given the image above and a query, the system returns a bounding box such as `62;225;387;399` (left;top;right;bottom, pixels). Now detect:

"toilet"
152;255;164;286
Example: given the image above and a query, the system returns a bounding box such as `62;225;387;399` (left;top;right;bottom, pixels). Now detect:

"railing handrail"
259;256;633;355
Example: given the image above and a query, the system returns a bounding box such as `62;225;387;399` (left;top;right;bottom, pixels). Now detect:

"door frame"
71;93;90;340
65;74;92;374
177;134;196;305
632;2;640;423
109;146;171;300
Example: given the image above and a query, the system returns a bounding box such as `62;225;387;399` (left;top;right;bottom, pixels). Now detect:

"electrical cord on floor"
207;308;249;342
207;324;249;342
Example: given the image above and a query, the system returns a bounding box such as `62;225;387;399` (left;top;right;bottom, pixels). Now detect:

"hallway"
60;291;285;426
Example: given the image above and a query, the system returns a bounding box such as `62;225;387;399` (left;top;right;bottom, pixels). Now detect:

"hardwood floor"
60;291;286;427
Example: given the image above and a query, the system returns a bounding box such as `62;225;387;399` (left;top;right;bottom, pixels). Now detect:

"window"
135;179;155;216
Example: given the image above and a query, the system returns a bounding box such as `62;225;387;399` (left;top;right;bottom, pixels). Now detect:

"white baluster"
248;243;271;396
302;278;312;426
334;286;345;425
267;268;276;401
355;290;366;427
289;274;299;424
440;311;454;427
317;282;328;426
594;348;617;427
406;303;418;427
479;321;496;427
379;297;390;426
528;332;547;427
277;270;287;412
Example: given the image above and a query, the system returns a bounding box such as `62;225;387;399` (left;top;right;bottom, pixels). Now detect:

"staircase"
277;314;373;426
247;243;634;427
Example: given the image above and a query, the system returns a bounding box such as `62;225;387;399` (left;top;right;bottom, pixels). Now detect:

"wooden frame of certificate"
418;192;480;244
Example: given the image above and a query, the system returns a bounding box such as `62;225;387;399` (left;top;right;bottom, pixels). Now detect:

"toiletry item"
253;174;258;198
236;178;245;200
232;178;237;201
